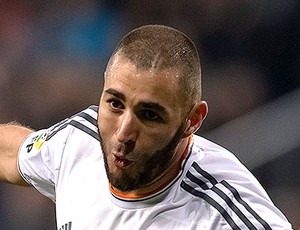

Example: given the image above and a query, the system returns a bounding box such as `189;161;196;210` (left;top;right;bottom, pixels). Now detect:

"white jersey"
18;105;292;229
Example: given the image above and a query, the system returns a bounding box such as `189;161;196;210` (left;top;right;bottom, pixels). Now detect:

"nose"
115;111;139;143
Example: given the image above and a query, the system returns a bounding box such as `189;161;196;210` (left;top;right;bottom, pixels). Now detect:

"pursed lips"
111;142;135;168
112;154;134;168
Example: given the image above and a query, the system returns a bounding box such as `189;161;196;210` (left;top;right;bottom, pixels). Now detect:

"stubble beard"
99;124;186;192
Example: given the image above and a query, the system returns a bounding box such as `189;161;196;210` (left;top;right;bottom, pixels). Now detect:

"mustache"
112;141;136;155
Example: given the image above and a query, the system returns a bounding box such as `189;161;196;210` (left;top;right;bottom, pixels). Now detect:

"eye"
140;110;162;121
107;99;124;110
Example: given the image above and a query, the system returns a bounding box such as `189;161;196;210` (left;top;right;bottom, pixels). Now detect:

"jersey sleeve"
18;125;68;202
189;136;293;229
18;105;99;203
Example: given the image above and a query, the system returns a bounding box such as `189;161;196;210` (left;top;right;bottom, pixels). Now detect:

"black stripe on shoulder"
221;180;272;230
48;118;69;134
46;107;99;141
89;105;98;112
185;162;272;230
47;119;99;141
182;175;255;228
69;120;99;141
75;111;97;127
47;121;69;140
181;181;241;230
211;185;257;229
186;171;209;190
192;162;218;185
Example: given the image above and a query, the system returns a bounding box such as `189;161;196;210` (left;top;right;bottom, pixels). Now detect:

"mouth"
112;155;134;168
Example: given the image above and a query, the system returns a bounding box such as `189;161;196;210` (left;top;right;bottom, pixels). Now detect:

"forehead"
104;56;184;112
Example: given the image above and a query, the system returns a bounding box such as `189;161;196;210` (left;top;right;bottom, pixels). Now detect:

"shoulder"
183;135;265;198
46;105;99;142
191;135;234;157
179;135;292;229
189;135;248;174
19;105;100;165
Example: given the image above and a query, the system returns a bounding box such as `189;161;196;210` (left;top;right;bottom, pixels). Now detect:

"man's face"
98;56;187;192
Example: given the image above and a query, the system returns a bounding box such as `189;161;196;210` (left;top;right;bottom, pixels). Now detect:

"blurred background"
0;0;299;228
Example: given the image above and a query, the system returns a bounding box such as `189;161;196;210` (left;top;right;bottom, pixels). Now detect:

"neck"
110;136;191;199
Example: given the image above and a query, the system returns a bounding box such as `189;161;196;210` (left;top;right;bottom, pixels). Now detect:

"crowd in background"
0;0;299;228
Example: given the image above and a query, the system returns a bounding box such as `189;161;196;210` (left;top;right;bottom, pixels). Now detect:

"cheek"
138;129;175;153
98;108;115;138
147;134;168;147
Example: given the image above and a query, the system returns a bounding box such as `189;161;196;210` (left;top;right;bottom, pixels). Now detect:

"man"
0;25;292;229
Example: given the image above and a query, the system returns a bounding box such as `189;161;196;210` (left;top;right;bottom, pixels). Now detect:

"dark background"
0;1;299;228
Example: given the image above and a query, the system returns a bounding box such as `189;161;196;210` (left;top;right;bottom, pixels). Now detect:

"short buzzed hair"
107;25;202;109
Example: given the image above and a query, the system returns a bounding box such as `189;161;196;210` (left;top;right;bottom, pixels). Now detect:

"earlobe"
183;101;208;137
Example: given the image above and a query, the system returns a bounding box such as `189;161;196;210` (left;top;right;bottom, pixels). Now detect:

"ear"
183;101;208;137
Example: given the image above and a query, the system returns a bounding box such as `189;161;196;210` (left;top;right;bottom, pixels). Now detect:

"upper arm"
0;124;33;186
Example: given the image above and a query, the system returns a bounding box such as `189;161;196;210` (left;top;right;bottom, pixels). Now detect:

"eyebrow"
104;88;126;101
139;101;168;114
